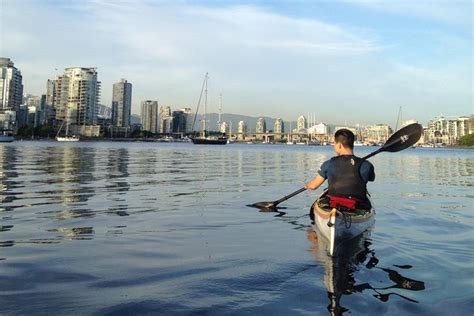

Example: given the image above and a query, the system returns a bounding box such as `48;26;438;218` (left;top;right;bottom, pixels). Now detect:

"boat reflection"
308;227;425;315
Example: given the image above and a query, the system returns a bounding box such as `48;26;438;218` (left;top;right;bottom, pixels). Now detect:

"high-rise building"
172;110;187;133
238;121;247;134
112;79;132;128
24;95;42;127
159;105;172;133
44;79;57;124
220;121;229;134
297;115;307;132
39;94;47;124
141;100;159;133
181;107;193;132
274;118;284;134
256;117;266;133
53;67;100;126
0;57;23;111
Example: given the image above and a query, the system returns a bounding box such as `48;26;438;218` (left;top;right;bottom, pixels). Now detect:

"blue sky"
1;0;472;126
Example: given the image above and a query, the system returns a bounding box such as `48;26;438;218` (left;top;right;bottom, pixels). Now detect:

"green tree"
459;134;474;146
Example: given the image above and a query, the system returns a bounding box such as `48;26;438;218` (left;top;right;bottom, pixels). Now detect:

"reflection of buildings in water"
47;226;94;240
53;146;96;206
0;145;19;211
105;148;130;193
309;228;425;315
381;154;473;188
136;150;158;176
55;208;95;220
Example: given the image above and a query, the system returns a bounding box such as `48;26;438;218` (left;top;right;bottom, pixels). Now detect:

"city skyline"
1;0;472;125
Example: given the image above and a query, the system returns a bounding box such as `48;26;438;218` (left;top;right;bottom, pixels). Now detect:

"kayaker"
305;128;375;209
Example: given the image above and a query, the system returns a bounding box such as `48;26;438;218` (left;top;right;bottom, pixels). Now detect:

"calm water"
0;141;472;315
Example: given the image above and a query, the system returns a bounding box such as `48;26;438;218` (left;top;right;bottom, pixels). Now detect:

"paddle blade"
382;123;423;152
247;201;277;209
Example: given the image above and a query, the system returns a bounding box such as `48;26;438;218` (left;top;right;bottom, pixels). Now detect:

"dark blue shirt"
318;155;375;183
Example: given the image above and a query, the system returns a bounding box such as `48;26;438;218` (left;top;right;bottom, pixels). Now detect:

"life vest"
327;155;367;201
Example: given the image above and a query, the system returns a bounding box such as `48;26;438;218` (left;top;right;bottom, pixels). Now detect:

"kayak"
310;190;375;256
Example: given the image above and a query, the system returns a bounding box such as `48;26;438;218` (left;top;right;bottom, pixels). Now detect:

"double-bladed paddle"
248;122;423;210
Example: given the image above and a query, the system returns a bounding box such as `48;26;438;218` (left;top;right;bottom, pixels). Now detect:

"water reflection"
309;228;425;315
47;227;95;240
0;145;19;211
33;146;97;208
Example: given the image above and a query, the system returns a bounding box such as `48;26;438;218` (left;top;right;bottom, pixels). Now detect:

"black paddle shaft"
274;187;307;204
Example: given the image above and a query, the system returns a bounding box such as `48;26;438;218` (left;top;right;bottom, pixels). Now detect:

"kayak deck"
311;191;375;256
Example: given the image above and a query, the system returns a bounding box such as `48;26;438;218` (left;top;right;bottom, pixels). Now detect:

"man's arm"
305;175;326;191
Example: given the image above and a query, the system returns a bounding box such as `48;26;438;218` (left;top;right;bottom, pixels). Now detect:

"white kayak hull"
311;192;375;256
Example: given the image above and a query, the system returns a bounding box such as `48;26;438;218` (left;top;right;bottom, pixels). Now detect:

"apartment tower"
112;79;132;128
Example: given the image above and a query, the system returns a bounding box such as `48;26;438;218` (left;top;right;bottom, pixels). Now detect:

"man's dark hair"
334;129;355;149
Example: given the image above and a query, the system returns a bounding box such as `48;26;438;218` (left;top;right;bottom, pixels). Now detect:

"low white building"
308;123;329;135
363;124;393;144
425;116;471;145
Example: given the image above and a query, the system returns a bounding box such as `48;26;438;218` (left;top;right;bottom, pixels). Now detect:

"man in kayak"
305;128;375;209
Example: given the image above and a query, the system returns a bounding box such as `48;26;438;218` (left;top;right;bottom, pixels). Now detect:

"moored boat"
56;135;80;142
56;108;80;142
0;131;14;142
191;73;227;145
311;190;375;256
192;137;227;145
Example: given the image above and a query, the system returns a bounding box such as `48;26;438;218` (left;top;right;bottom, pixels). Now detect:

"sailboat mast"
218;93;222;131
395;106;402;131
203;73;208;136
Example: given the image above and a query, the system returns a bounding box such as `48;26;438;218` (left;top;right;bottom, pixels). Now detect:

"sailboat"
286;121;294;145
56;108;80;142
191;73;227;145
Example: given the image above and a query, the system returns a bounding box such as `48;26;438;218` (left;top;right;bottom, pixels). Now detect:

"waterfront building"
256;117;266;133
172;110;187;133
27;105;41;128
274;118;284;134
112;79;132;128
297;115;307;132
425;116;472;145
0;57;23;111
237;121;247;140
238;121;247;134
220;121;229;134
180;107;193;132
141;100;159;133
308;122;329;135
53;67;100;126
159;105;172;133
335;126;359;139
0;110;16;130
16;105;28;129
24;95;42;126
363;124;393;144
44;79;57;124
39;95;47;124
